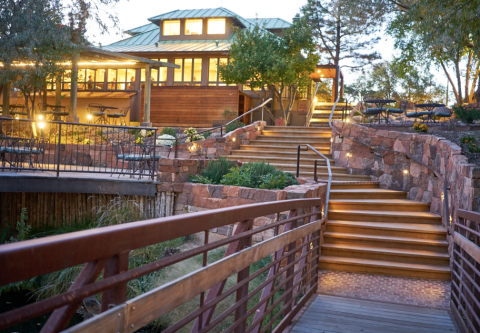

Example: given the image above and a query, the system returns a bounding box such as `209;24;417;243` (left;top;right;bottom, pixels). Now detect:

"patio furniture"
88;103;121;124
434;106;453;122
0;137;43;171
106;107;129;125
44;105;69;121
414;103;445;123
9;105;28;119
364;99;397;124
37;103;56;120
111;141;131;177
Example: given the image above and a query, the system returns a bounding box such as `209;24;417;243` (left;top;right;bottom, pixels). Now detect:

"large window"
208;18;226;34
208;58;228;86
163;20;180;36
47;69;104;90
107;69;136;90
174;58;202;86
141;59;168;86
185;19;203;35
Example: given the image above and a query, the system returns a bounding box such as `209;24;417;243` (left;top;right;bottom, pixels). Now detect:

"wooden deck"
290;295;458;333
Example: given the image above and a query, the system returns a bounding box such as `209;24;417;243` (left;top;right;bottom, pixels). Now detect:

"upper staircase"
227;126;370;181
309;102;351;127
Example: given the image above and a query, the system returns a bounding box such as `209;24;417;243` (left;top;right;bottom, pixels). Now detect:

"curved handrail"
328;96;451;231
305;82;322;127
191;98;273;138
296;144;332;219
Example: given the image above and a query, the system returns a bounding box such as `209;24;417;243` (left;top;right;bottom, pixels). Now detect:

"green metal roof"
104;38;233;53
148;8;244;24
245;18;291;29
124;23;157;36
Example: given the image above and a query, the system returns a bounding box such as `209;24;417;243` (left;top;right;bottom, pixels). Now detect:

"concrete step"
321;244;450;266
231;149;333;159
256;135;331;143
329;189;406;200
263;126;331;132
289;171;371;181
329;199;431;212
323;232;448;252
238;145;331;154
272;163;348;173
227;155;331;165
330;182;379;190
326;220;447;240
318;256;451;280
261;130;331;138
328;209;442;225
249;140;331;148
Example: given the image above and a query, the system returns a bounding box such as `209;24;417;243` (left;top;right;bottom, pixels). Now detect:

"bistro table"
414;103;446;123
43;105;69;121
88;105;121;124
6;105;28;119
363;99;401;124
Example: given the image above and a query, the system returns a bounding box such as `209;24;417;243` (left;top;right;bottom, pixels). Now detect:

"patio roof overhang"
309;64;343;82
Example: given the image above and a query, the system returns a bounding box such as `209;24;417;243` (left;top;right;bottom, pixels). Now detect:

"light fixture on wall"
87;114;92;120
346;118;350;123
38;122;45;129
441;193;444;200
403;169;409;175
232;137;236;142
330;138;333;143
346;152;351;157
189;144;196;151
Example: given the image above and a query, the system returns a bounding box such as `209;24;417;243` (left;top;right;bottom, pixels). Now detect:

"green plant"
468;144;480;153
160;127;177;138
82;138;93;145
203;131;212;139
226;121;244;134
135;137;144;144
184;127;205;142
222;108;236;120
461;136;476;144
454;105;480;124
191;156;237;185
413;123;428;133
189;174;212;184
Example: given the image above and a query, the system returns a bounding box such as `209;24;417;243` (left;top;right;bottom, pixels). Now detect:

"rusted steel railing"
0;197;324;333
451;209;480;333
0;117;159;179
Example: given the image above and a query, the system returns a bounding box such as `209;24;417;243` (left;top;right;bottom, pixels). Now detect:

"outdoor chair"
87;103;106;124
360;104;383;124
111;141;132;177
106;107;129;126
434;106;453;122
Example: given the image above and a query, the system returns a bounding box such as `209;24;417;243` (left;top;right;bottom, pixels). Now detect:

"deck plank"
290;295;457;333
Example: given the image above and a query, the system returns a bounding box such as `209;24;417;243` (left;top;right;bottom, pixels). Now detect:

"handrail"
191;98;273;138
305;83;322;127
296;144;332;219
328;96;451;230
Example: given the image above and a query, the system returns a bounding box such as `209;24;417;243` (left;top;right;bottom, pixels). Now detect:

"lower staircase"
227;126;370;181
320;182;450;280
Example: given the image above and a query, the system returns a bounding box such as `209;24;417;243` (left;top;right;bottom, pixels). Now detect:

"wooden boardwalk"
290;295;458;333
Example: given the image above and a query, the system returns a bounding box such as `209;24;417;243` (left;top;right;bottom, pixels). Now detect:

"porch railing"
0;117;158;179
451;209;480;333
0;197;324;333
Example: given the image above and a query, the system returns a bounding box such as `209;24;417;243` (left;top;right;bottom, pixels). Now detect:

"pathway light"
38;122;45;129
403;169;409;175
232;137;236;142
346;152;351;157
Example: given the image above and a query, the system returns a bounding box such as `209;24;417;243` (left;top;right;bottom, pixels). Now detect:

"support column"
2;83;10;117
339;73;344;100
55;75;62;121
142;64;152;127
332;66;339;103
68;58;79;123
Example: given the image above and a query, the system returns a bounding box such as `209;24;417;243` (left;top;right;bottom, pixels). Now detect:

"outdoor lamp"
38;115;43;120
38;122;45;129
87;114;92;120
232;137;236;142
346;152;351;157
346;118;350;123
403;169;409;175
441;193;444;200
189;145;196;151
330;138;333;142
15;116;19;120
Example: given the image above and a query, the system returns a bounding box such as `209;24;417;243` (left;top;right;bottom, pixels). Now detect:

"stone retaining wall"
332;120;480;228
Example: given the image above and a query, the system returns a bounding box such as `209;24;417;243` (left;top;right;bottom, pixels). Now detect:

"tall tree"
219;20;319;123
301;0;389;71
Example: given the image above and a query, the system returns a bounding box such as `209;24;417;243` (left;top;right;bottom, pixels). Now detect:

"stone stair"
319;182;450;280
227;126;370;181
309;103;350;127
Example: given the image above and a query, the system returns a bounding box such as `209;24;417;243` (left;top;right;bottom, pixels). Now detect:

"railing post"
314;160;318;183
152;128;157;180
174;138;178;158
296;145;301;178
235;219;253;333
56;122;62;177
283;214;298;317
220;126;223;137
101;251;129;312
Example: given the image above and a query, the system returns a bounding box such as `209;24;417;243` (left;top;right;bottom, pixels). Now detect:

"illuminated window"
141;59;168;86
185;19;203;35
208;18;226;34
173;58;202;85
163;20;180;36
209;57;228;86
106;68;136;90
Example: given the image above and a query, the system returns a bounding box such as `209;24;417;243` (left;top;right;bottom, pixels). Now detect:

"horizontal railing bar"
0;117;156;130
163;237;319;333
455;223;480;238
457;209;480;223
453;250;480;290
122;218;324;332
0;198;321;285
454;232;480;265
223;259;318;333
450;279;480;327
451;269;480;313
201;251;319;333
0;217;320;330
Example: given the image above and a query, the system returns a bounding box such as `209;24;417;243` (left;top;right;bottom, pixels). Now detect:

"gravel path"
429;130;480;166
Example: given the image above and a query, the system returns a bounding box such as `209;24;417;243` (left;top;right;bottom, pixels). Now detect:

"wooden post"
332;66;339;103
142;64;151;126
55;75;62;121
69;57;79;122
2;82;10;117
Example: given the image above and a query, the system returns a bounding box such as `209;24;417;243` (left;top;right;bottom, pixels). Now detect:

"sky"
86;0;446;91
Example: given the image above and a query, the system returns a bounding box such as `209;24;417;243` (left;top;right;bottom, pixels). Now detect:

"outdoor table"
6;105;28;119
0;137;40;170
44;105;69;121
364;99;398;124
89;105;120;124
414;103;445;123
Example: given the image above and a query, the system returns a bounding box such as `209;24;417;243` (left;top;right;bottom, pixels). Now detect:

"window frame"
163;20;181;36
184;19;203;36
141;59;168;86
173;58;202;86
207;18;226;35
208;57;229;86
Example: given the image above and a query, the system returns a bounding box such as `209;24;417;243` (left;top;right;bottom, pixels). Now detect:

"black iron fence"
0;117;160;179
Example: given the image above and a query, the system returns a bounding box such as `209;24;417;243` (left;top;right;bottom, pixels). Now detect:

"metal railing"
0;117;159;179
0;198;324;333
451;209;480;332
327;96;452;229
305;83;322;127
296;144;332;219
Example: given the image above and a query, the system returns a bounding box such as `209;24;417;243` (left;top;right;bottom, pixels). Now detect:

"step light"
346;152;351;157
189;144;196;151
232;137;236;142
38;122;45;129
403;169;409;175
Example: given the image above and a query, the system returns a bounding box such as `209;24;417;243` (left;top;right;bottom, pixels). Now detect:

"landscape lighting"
38;122;45;129
87;114;92;120
346;152;351;157
189;145;196;151
38;115;43;120
15;116;19;119
441;193;444;200
403;169;409;175
232;137;236;142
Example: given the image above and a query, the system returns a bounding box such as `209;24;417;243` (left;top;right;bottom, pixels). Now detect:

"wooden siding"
141;86;239;127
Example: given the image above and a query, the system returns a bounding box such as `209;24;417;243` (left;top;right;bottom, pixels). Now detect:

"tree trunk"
335;20;341;65
470;62;480;102
454;56;463;104
2;83;10;118
439;59;460;104
465;51;473;103
476;72;480;103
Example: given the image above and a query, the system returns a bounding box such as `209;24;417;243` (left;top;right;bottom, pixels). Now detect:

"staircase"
319;182;450;280
227;126;370;181
309;102;351;127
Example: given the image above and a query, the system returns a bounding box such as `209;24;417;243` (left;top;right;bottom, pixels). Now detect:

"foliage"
461;136;476;144
134;137;144;144
226;121;244;134
302;0;389;71
413;123;428;133
184;127;205;142
156;134;176;147
222;108;236;120
202;131;212;139
468;144;480;153
454;105;480;124
460;136;480;153
219;19;319;123
190;156;238;185
221;161;300;189
160;127;177;138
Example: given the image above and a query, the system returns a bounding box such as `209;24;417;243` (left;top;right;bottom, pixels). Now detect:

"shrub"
203;131;212;139
156;134;176;147
184;127;205;142
461;136;476;144
413;123;428;133
468;144;480;153
226;121;244;134
160;127;177;138
190;156;237;184
454;105;480;124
